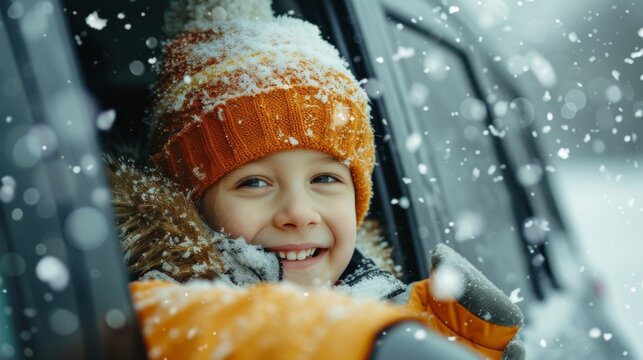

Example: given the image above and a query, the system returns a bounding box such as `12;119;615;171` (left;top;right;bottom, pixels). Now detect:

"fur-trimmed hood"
106;156;404;298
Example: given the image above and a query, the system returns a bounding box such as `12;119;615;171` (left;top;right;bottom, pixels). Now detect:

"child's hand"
430;243;525;329
406;243;525;360
370;321;479;360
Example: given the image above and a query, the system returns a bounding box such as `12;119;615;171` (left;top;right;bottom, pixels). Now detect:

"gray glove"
431;243;525;360
371;321;479;360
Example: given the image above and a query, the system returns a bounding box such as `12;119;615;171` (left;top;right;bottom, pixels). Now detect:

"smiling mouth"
276;248;321;261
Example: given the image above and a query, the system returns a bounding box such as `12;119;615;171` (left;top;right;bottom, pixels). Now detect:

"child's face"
199;149;357;287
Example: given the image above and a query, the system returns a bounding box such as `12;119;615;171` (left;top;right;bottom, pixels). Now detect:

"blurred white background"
451;0;642;357
554;160;642;358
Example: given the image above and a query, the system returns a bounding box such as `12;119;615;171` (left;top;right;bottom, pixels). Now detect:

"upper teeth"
278;249;316;261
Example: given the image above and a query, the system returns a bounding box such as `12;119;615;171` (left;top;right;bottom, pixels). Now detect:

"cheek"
327;218;356;284
337;222;356;256
334;230;356;272
328;197;357;260
203;192;260;243
214;203;255;241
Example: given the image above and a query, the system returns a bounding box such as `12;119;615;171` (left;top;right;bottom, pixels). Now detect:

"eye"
238;177;269;188
312;174;340;184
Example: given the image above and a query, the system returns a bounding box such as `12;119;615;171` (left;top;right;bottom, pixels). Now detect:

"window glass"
384;19;532;297
482;76;573;290
0;274;19;359
1;18;37;360
1;7;144;357
486;82;557;229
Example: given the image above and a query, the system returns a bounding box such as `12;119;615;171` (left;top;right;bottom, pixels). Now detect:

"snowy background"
553;160;642;358
453;0;643;357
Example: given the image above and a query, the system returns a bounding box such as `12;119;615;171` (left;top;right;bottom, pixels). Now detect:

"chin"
284;272;333;288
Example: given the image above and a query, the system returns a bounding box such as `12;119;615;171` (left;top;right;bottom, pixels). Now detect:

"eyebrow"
316;156;349;168
318;156;342;164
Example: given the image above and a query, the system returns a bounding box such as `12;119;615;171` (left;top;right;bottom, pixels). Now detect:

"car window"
479;69;572;292
347;0;536;302
389;23;533;295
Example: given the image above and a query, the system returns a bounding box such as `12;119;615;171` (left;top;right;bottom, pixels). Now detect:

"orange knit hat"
149;0;375;225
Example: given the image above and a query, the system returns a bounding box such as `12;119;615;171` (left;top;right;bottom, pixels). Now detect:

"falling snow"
509;288;524;304
85;11;107;30
431;263;465;300
567;32;579;43
1;1;640;359
557;148;570;159
405;133;422;153
631;48;643;59
96;109;116;130
588;327;602;339
392;46;415;61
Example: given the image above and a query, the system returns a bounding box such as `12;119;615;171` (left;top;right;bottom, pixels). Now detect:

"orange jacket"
130;280;415;360
130;278;520;360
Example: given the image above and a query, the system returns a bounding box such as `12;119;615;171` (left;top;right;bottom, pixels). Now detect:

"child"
108;0;525;358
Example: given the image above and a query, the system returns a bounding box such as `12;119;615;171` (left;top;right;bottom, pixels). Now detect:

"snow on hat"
149;0;375;225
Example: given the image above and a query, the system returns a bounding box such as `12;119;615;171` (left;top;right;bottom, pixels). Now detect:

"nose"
273;191;321;230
